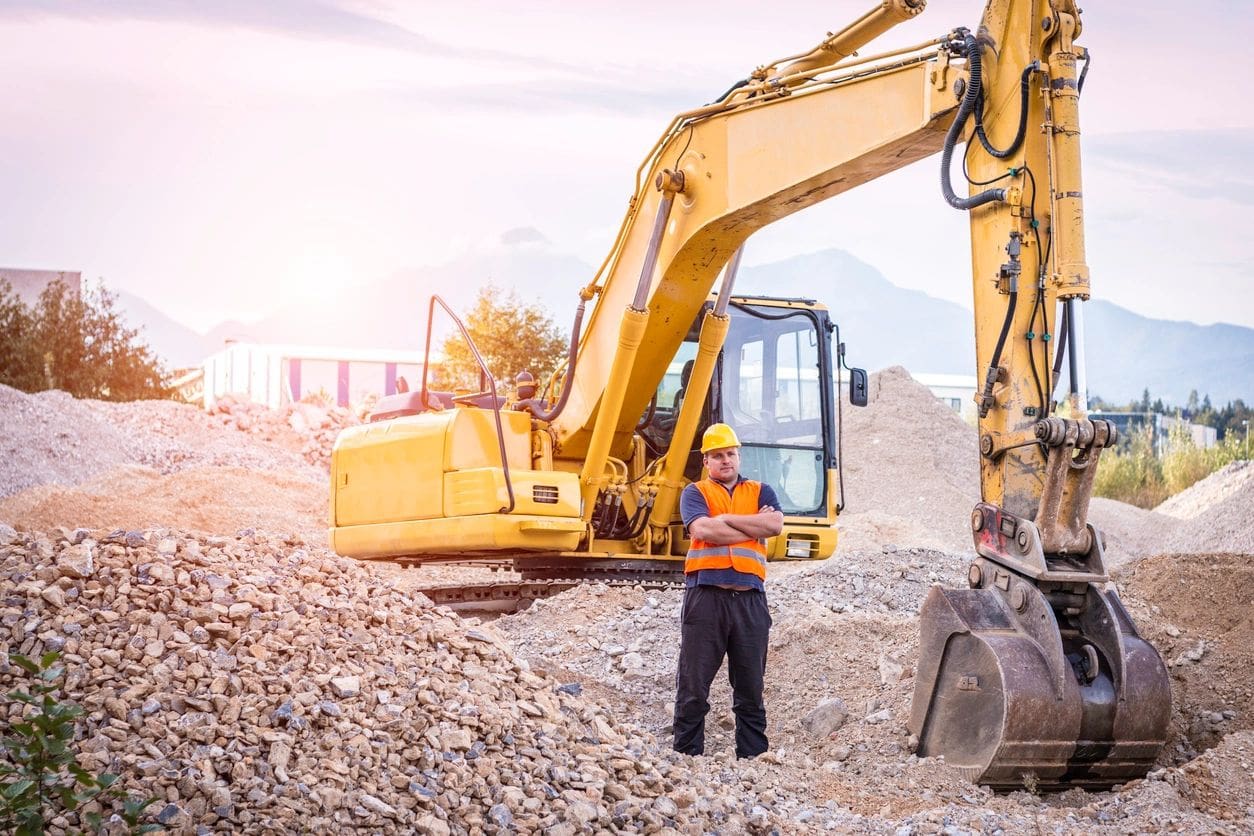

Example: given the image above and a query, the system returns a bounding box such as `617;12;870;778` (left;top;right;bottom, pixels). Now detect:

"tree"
0;279;170;400
439;284;568;393
0;280;42;391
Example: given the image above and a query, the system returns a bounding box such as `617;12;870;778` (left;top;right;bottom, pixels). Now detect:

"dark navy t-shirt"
680;477;780;591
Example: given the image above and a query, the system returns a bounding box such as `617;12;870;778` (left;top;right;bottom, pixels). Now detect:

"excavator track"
408;559;687;611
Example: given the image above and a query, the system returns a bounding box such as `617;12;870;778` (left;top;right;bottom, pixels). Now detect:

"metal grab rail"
420;295;516;515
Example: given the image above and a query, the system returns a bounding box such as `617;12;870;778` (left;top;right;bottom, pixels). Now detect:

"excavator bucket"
908;555;1171;790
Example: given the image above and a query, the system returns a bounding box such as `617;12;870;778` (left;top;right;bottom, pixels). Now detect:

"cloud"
1087;130;1254;205
0;0;566;71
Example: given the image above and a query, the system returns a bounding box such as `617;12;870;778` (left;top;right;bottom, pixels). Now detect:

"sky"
1;0;1252;332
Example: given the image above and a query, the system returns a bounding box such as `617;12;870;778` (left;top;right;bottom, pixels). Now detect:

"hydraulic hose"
940;31;1007;211
522;298;586;422
977;277;1018;417
974;63;1038;159
1051;301;1070;404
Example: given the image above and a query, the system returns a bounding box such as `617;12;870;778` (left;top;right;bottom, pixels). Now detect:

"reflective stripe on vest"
685;479;768;580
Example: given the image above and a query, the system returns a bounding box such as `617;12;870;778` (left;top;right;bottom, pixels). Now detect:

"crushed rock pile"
1;527;794;834
1153;460;1254;554
0;385;317;500
207;394;362;468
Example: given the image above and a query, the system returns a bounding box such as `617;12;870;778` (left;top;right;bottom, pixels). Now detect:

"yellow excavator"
329;0;1170;790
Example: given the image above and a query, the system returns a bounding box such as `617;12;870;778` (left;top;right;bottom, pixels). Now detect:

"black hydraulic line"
1066;299;1080;395
974;63;1039;160
635;391;658;431
940;30;1007;211
1077;50;1090;96
1051;301;1070;396
522;298;587;422
986;287;1018;393
1026;292;1045;416
710;77;750;105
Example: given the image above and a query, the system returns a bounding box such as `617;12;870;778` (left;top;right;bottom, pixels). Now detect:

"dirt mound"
1121;553;1254;760
0;465;328;544
0;385;317;499
839;367;980;552
1165;731;1254;822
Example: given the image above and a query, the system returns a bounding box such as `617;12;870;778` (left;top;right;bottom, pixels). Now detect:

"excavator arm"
544;0;1169;789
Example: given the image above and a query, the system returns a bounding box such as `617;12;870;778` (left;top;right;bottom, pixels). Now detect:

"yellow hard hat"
700;423;741;454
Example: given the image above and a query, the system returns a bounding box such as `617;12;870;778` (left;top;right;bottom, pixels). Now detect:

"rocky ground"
2;373;1253;833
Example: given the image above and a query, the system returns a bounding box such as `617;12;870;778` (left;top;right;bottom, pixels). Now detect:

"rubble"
206;393;362;468
0;369;1250;833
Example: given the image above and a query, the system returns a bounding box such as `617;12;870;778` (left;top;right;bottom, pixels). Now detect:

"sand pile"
0;465;327;545
1150;461;1254;554
838;367;980;552
1;527;789;834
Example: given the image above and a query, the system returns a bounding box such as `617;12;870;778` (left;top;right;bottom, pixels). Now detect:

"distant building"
915;373;979;423
195;342;437;410
0;267;80;304
1088;411;1217;453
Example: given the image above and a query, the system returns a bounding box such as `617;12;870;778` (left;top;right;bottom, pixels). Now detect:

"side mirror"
849;368;868;407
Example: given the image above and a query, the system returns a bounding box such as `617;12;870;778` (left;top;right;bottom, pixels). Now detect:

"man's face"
704;446;740;483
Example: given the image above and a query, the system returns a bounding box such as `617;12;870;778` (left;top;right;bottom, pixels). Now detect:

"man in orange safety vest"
673;423;783;759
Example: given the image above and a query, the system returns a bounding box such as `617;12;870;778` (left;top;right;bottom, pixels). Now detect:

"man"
673;423;783;759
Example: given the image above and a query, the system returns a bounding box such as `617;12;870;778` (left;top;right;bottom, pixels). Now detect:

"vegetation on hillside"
1094;423;1249;509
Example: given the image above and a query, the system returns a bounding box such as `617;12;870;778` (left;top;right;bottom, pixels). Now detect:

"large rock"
802;697;849;738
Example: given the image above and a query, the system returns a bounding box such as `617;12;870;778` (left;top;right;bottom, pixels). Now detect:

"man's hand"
725;506;784;539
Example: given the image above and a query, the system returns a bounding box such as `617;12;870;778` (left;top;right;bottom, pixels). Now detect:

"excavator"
329;0;1170;790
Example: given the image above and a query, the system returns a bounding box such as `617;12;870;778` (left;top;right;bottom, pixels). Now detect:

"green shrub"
0;652;160;834
1094;426;1167;509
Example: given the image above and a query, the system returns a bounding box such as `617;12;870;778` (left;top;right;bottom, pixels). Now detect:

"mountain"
736;251;975;376
114;290;216;369
1084;302;1254;405
115;244;1254;406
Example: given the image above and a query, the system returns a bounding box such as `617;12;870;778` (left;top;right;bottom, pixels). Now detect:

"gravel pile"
0;385;316;500
1154;461;1254;554
1;526;795;834
207;394;361;469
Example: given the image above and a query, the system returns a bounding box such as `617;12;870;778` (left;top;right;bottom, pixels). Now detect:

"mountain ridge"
115;247;1253;405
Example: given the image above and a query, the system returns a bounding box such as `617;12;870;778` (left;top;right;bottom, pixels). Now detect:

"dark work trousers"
672;585;772;758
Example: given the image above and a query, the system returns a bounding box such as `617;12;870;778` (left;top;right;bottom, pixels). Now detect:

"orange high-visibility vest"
684;479;768;580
